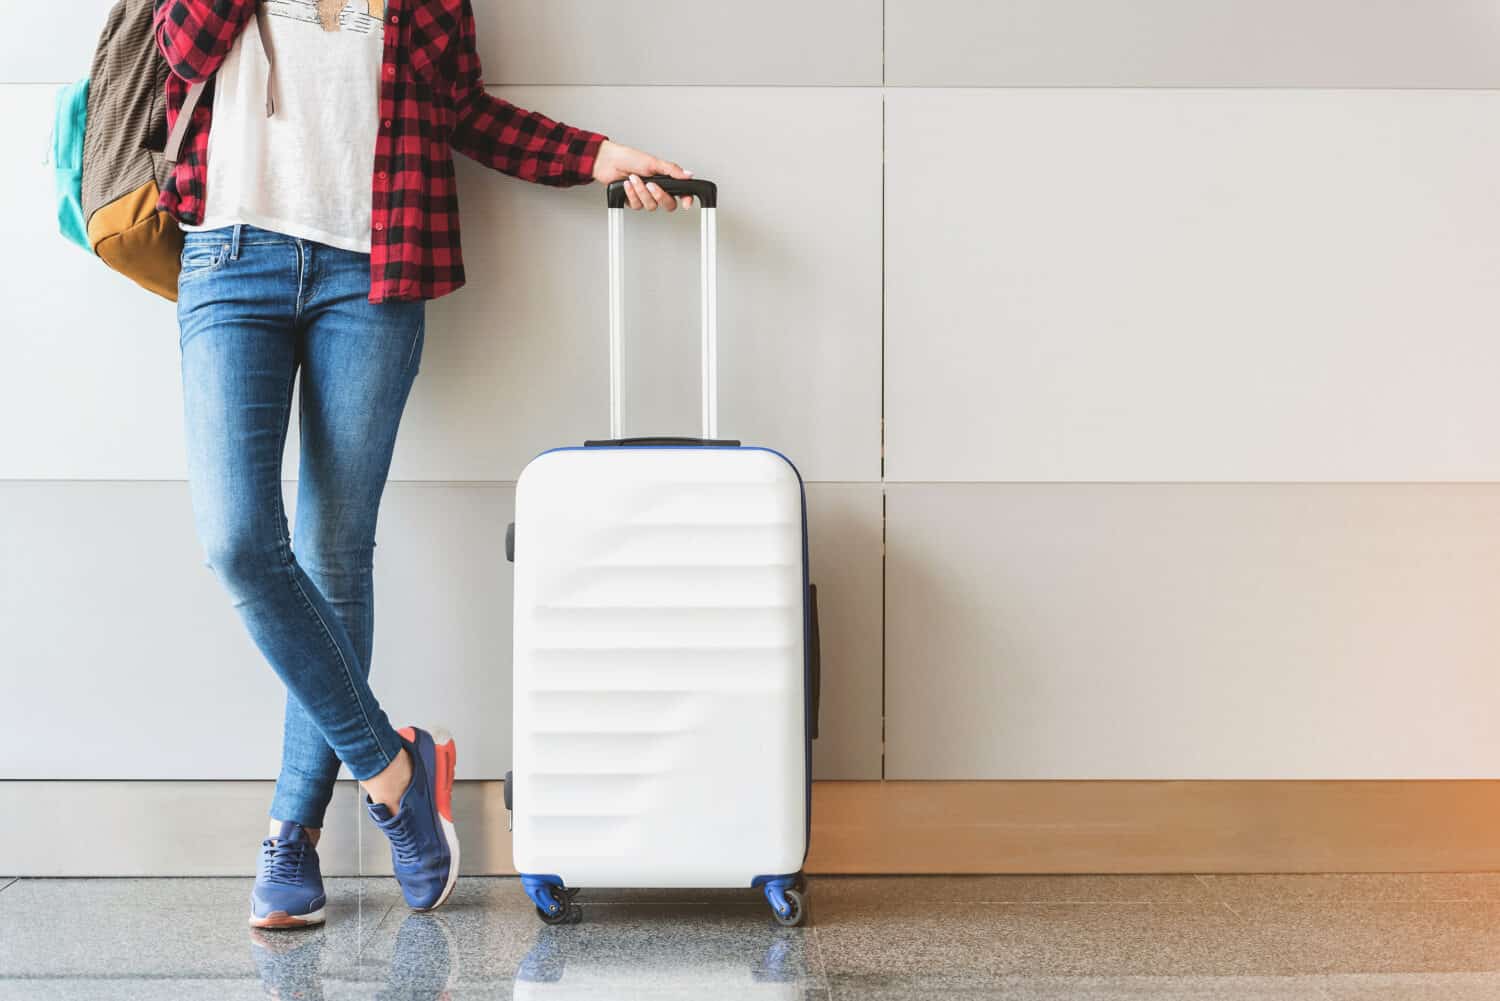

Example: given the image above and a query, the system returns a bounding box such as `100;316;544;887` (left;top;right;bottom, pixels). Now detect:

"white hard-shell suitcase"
506;177;821;927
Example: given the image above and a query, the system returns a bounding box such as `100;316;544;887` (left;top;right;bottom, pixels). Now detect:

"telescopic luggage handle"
605;177;719;209
606;176;720;441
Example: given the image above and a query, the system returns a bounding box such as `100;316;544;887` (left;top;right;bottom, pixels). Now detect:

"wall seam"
879;0;889;782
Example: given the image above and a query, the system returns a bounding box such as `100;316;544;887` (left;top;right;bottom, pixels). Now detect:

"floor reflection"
251;911;457;1000
249;926;325;999
514;920;809;999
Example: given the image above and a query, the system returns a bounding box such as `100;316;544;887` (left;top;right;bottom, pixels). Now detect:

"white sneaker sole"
420;814;461;912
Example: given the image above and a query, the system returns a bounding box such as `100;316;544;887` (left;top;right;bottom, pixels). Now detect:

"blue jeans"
178;224;425;828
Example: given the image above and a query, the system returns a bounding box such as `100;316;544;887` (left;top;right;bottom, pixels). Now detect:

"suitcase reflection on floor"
515;918;811;1000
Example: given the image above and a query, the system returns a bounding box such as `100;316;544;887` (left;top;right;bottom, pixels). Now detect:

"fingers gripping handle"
605;176;718;209
607;178;719;440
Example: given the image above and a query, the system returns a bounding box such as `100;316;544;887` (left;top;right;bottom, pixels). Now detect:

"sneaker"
367;726;460;911
250;820;327;928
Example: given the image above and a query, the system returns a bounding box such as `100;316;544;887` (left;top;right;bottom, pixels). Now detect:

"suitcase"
506;177;820;927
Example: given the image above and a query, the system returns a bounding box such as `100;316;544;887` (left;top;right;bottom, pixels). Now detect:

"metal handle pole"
700;207;718;440
608;207;625;440
607;202;718;440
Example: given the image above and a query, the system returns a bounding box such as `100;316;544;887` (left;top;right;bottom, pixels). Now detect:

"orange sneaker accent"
397;726;456;823
433;737;456;824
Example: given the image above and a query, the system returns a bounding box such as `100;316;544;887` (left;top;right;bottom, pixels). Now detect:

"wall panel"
2;86;185;481
3;85;882;484
0;2;114;83
1;0;882;86
885;483;1500;780
11;780;1500;876
886;89;1500;483
807;484;884;780
887;0;1500;88
405;85;882;484
478;0;882;86
0;481;879;780
0;481;513;779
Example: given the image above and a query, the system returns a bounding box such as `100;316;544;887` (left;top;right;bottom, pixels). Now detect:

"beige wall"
5;2;1500;814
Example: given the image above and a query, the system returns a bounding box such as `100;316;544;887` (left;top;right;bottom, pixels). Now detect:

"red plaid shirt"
153;0;606;303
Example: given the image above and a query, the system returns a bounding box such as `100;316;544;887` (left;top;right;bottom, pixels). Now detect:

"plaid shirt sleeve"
443;0;606;187
153;0;256;83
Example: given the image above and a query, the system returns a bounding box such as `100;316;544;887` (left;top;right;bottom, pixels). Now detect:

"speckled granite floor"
3;875;1500;999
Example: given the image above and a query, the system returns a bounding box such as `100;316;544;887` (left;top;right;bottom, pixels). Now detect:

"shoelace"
260;837;309;887
384;817;420;867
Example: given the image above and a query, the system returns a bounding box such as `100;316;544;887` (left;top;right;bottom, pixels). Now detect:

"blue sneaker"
367;727;460;911
250;820;326;928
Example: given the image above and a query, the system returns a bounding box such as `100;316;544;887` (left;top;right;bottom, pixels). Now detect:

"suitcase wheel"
536;898;582;926
525;878;581;926
761;876;808;928
770;888;806;928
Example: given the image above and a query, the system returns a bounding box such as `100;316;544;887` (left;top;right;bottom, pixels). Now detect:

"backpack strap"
163;6;277;164
163;79;205;164
257;8;276;116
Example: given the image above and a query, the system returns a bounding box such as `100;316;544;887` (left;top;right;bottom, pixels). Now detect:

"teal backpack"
52;78;92;254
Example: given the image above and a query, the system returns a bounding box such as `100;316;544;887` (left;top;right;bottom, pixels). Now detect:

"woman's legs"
272;241;426;829
178;226;408;820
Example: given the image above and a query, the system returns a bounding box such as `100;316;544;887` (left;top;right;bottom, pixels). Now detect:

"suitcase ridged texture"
512;448;809;888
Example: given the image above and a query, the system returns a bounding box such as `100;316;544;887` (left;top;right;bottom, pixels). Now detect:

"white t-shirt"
182;1;385;253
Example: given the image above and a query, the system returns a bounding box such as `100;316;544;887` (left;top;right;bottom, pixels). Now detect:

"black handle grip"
584;436;741;448
606;176;718;210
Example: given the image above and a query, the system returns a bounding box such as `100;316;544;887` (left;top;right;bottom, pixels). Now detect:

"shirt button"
384;66;395;78
378;170;388;181
389;13;399;23
374;222;385;232
382;119;392;129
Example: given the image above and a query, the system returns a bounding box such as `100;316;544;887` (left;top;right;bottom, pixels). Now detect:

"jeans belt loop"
230;223;243;261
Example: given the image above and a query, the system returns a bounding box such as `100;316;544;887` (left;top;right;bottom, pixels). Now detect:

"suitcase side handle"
608;177;719;442
605;176;718;209
808;583;821;741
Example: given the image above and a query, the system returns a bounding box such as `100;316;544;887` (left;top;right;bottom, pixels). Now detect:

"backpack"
48;0;182;300
54;0;274;302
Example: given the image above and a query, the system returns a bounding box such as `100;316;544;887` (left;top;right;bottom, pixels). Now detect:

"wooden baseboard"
808;780;1500;874
5;780;1499;876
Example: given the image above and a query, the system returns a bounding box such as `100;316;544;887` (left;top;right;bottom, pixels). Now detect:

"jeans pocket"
179;241;229;280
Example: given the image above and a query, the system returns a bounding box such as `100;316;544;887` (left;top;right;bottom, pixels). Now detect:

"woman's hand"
592;140;695;211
